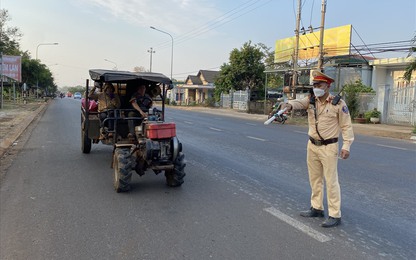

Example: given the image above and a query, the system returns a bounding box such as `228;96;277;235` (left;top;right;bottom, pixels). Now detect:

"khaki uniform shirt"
89;91;121;112
289;95;354;151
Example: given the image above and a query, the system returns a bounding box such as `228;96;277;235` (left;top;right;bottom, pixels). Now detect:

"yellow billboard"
274;24;352;63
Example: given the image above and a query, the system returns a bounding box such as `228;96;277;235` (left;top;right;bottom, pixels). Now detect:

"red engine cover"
146;123;176;139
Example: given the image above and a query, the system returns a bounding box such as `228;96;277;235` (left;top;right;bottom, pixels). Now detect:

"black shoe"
321;217;341;228
300;207;324;218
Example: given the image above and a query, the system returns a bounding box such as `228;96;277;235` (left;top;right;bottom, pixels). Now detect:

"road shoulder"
168;106;415;141
0;102;48;158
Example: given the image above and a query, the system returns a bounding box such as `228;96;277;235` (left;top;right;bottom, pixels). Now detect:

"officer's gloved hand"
339;149;350;159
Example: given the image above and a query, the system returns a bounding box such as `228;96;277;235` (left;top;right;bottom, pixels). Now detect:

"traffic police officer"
281;70;354;228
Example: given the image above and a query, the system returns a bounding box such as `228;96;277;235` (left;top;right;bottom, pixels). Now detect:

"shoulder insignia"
342;105;349;114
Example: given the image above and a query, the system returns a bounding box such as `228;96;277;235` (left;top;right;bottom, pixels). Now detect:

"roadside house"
176;70;219;105
369;57;416;125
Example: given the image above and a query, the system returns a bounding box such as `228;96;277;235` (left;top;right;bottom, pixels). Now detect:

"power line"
174;1;273;47
152;0;272;51
173;0;263;44
174;66;222;77
309;0;315;26
352;25;375;59
142;0;273;78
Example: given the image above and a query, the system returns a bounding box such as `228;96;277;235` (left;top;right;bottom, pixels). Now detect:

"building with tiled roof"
175;70;219;105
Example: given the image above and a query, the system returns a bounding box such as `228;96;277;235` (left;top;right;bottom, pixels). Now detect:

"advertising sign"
1;55;22;82
275;24;352;63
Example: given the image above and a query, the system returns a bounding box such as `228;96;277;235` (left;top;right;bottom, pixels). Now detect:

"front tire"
165;152;186;187
113;148;133;192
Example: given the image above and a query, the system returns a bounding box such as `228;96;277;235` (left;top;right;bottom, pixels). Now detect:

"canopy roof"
89;69;172;85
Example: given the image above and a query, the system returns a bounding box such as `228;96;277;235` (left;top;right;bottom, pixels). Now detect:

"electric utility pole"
317;0;327;71
292;0;301;99
147;47;155;72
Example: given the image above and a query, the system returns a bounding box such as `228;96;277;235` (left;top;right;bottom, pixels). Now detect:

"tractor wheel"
165;152;186;187
81;128;91;154
113;148;133;192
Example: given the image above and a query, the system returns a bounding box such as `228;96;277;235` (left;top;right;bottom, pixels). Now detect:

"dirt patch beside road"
0;101;47;158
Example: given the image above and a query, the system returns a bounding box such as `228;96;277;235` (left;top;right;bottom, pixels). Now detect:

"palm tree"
404;47;416;82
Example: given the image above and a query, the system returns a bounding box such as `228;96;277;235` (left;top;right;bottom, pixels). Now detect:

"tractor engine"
133;121;180;175
145;139;172;163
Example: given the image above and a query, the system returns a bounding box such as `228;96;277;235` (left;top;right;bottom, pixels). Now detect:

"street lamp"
150;26;173;80
36;42;59;60
147;47;155;72
36;42;58;99
104;59;118;70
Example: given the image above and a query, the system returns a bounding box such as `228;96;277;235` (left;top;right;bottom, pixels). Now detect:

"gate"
232;90;249;111
220;89;250;111
387;83;416;126
220;93;231;108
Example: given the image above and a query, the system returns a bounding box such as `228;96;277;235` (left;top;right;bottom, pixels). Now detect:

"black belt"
309;136;338;146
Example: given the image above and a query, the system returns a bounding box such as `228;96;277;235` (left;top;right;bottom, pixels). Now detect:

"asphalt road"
0;98;415;260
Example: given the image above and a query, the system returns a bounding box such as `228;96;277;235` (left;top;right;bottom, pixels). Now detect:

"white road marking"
294;130;308;135
376;144;408;151
209;127;223;131
184;121;193;125
264;207;332;243
246;136;266;142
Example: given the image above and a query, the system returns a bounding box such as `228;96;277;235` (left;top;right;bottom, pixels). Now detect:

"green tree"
1;8;57;95
343;80;374;119
214;63;234;100
68;86;84;94
38;65;57;95
404;47;416;81
21;56;57;95
259;43;284;91
0;9;22;55
214;41;266;100
21;54;40;86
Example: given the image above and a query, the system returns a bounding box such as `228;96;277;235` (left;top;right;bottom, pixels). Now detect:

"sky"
2;0;415;87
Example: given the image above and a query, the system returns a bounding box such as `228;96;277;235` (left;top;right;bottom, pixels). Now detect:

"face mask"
313;88;325;97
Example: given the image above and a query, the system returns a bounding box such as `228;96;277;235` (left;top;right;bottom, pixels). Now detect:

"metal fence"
219;87;416;127
220;90;249;111
220;93;231;108
387;84;416;125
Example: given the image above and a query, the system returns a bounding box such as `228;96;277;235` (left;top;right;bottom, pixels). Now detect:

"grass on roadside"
1;99;46;111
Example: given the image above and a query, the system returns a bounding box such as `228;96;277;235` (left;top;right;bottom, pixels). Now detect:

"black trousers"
99;111;115;130
127;111;143;135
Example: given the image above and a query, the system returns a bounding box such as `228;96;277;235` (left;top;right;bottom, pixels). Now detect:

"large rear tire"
81;128;92;154
113;148;133;192
165;152;186;187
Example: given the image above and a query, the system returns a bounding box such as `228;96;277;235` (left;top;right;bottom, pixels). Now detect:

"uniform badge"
342;105;349;114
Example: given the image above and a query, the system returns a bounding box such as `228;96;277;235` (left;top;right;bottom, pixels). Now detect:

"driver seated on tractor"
88;82;121;137
127;84;153;138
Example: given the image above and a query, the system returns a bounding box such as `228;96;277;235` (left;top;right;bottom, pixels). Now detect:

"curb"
0;103;48;158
